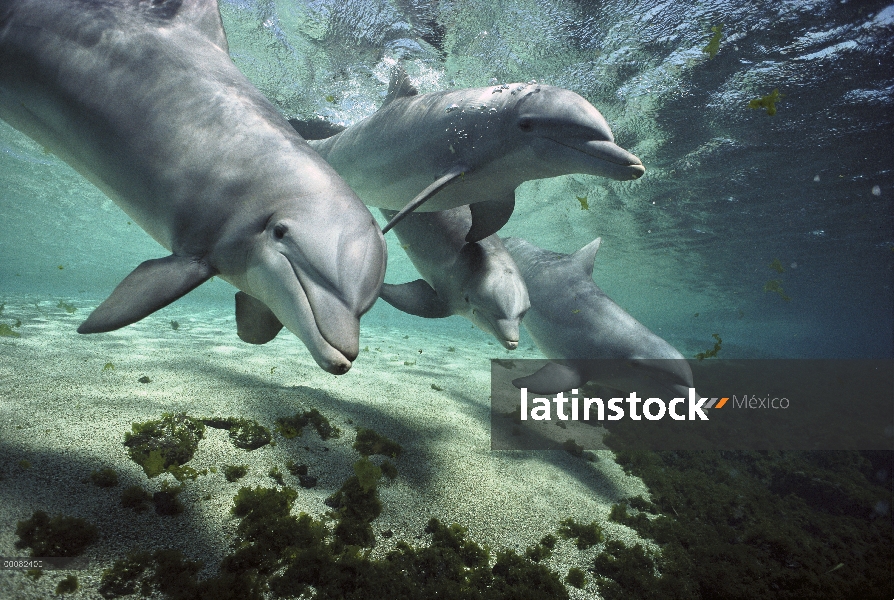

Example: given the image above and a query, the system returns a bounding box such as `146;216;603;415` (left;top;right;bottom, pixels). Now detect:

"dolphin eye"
518;118;533;132
273;224;288;240
464;296;470;303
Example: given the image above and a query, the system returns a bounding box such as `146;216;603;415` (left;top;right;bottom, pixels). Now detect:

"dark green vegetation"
98;486;570;600
138;376;151;384
124;413;206;480
525;533;557;562
202;417;272;450
748;88;783;115
695;333;722;360
576;195;589;210
274;408;340;440
91;467;119;487
224;464;248;482
56;300;76;313
353;428;402;458
702;24;723;58
15;511;98;557
764;279;792;301
55;574;79;594
769;258;785;273
171;320;179;330
566;567;587;589
153;482;185;516
0;322;21;337
594;443;893;599
557;517;604;550
121;485;153;512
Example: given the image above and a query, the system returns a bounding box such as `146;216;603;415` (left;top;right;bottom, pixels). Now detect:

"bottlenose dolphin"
378;206;530;349
503;237;694;397
0;0;387;374
296;66;645;243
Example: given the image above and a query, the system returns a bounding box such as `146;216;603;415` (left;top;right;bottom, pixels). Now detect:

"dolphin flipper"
512;361;586;395
78;255;214;333
380;280;453;318
381;165;468;234
235;291;284;344
287;118;346;141
466;195;516;243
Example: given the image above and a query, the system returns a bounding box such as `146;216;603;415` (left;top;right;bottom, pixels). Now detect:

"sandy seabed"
0;295;649;599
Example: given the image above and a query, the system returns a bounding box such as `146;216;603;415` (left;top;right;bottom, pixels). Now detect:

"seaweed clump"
90;467;119;488
274;408;340;440
694;333;722;360
557;517;604;550
702;24;723;58
592;442;894;599
124;413;205;480
353;427;402;458
55;574;79;594
15;511;98;557
224;464;248;482
0;322;21;337
98;482;572;600
749;88;783;115
121;485;153;512
202;417;271;450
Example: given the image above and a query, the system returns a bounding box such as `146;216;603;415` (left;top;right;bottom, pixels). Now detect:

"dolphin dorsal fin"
179;0;230;54
571;237;602;277
383;64;418;106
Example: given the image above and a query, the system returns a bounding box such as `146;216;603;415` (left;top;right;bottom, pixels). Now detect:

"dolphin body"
503;237;694;398
298;66;645;243
378;205;530;350
0;0;387;374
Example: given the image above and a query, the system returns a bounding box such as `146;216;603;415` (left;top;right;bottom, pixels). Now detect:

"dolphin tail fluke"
381;165;467;234
78;255;214;334
235;291;284;344
465;195;515;243
380;280;452;318
512;361;586;395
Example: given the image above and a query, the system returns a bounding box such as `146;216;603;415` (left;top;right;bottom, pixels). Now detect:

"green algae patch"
102;362;115;371
224;464;248;482
153;481;185;516
695;332;722;360
15;511;98;557
96;484;572;600
595;442;894;599
702;24;723;58
124;413;205;480
353;427;402;458
0;322;21;337
56;300;76;313
121;485;153;512
566;566;587;589
90;467;119;487
748;88;783;116
202;417;271;450
274;408;340;440
557;517;604;550
55;574;79;594
764;278;792;301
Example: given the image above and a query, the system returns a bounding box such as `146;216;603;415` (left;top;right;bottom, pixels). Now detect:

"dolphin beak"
631;358;695;398
578;140;645;180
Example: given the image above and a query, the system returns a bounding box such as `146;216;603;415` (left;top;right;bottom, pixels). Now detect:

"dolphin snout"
579;140;645;179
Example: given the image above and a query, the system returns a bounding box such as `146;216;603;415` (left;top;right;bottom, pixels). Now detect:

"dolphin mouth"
554;138;645;180
285;255;361;369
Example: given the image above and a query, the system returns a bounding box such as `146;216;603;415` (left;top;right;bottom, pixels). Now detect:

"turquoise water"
0;0;892;598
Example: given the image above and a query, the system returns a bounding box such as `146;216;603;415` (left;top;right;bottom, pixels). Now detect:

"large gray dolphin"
298;66;645;243
378;206;530;349
0;0;387;374
503;237;694;397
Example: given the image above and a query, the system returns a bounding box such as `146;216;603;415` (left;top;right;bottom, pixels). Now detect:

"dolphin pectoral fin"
78;255;214;333
287;118;346;140
381;165;467;234
465;196;515;243
512;361;586;395
380;280;453;318
235;291;284;344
